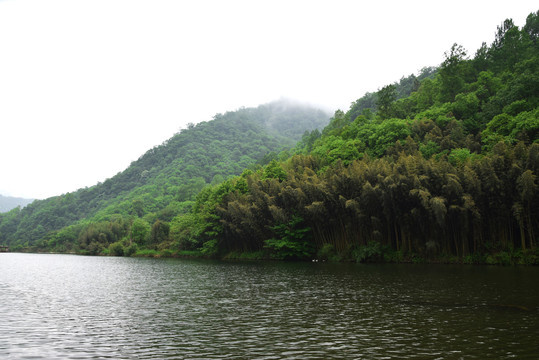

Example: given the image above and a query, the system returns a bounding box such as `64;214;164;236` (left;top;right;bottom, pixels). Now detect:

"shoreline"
5;247;539;266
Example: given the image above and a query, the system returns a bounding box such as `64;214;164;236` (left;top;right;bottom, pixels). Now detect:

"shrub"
108;241;125;256
264;216;314;260
317;243;340;262
354;241;389;263
201;239;218;257
160;249;173;257
124;243;138;257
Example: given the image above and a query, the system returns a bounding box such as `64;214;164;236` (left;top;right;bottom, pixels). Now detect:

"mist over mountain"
0;99;330;247
1;10;539;265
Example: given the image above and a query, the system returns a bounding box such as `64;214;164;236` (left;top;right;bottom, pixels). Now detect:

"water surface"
1;253;537;359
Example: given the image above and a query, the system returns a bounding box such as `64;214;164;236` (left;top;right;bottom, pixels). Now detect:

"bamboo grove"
173;11;539;264
1;10;538;264
208;142;539;263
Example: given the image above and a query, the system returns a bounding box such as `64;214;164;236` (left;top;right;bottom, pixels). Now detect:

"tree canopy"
1;10;538;265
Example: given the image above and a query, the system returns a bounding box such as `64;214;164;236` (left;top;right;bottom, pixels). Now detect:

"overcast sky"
0;0;537;199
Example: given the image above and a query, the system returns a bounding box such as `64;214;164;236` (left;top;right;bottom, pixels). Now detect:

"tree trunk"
394;222;400;251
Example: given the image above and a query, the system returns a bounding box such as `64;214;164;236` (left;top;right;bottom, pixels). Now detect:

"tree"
150;220;170;245
490;19;528;71
523;10;539;44
517;170;537;249
376;84;397;118
131;199;144;217
130;218;150;246
264;215;314;260
369;118;411;157
439;43;469;102
492;19;517;50
262;160;288;182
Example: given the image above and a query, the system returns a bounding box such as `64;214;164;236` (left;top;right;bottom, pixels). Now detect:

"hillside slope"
3;10;538;264
0;100;329;250
164;10;539;265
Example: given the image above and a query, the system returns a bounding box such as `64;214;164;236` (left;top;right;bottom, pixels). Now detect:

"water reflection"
0;254;537;359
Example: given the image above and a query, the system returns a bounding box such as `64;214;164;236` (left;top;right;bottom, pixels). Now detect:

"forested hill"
2;11;538;265
0;99;330;250
128;10;535;265
216;98;331;141
209;11;539;265
0;195;34;213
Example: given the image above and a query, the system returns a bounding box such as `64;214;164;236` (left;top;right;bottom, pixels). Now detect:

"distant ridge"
0;195;34;213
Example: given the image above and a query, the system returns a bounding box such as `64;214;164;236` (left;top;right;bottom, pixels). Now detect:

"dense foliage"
0;100;329;253
1;11;538;265
170;11;539;265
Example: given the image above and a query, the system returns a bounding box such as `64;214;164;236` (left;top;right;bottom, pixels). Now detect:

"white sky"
0;0;537;199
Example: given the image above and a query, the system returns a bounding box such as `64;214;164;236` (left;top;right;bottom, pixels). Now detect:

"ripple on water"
1;254;538;359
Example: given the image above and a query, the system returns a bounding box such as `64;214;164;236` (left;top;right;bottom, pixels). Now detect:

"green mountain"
0;195;34;213
160;10;539;264
2;10;538;265
207;11;539;264
0;99;329;252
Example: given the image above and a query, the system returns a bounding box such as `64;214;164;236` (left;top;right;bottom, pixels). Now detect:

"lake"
0;253;538;359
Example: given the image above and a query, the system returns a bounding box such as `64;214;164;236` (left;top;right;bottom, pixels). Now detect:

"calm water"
0;253;538;359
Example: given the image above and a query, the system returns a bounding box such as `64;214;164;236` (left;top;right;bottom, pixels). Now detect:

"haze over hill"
4;8;539;264
1;1;537;199
0;99;329;247
0;195;34;213
1;9;538;266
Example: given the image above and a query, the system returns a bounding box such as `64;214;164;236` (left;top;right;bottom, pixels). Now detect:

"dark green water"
0;253;538;359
